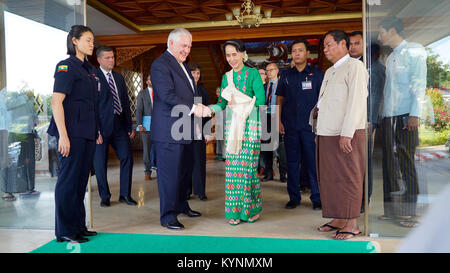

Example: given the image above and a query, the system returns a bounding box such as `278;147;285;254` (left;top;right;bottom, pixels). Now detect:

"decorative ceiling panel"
93;0;362;25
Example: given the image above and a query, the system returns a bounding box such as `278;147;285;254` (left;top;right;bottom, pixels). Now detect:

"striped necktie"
107;72;122;115
266;82;274;114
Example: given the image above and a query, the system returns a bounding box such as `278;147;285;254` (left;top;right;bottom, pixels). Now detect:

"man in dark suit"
349;31;363;61
150;27;202;230
187;62;211;201
136;74;155;180
94;46;137;207
260;62;287;183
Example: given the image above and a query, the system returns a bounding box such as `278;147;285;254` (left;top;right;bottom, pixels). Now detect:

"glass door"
0;0;86;229
366;0;450;237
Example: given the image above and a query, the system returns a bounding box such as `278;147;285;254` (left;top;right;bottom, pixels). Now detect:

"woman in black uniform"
48;25;101;243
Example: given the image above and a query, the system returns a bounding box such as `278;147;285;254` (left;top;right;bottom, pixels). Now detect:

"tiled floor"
0;154;402;253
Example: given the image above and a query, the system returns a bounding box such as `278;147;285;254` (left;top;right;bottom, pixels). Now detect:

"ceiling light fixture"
230;0;272;28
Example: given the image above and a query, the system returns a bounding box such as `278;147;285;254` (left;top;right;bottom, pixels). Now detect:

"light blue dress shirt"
381;40;427;118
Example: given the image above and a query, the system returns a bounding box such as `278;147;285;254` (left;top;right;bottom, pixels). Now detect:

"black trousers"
154;141;194;225
55;137;95;237
261;113;287;177
381;115;419;217
93;116;133;199
188;140;206;196
141;132;153;174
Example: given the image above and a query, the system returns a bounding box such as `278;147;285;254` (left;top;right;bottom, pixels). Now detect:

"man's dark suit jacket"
150;51;197;143
150;50;199;225
95;68;132;138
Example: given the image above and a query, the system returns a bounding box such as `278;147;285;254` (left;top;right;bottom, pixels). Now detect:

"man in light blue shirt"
377;16;427;227
381;41;426;119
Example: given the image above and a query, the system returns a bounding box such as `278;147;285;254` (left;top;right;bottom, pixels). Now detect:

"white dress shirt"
148;87;153;107
167;49;195;93
333;53;350;69
166;49;198;116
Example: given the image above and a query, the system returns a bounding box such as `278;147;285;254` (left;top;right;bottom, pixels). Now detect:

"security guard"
276;38;324;210
47;25;99;244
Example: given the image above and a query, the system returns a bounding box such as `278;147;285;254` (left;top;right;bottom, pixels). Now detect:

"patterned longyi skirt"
224;115;262;221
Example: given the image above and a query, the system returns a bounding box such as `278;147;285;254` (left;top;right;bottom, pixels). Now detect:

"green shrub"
419;127;450;146
423;88;450;132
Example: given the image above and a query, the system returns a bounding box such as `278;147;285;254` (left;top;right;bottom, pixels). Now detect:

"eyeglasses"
266;68;278;72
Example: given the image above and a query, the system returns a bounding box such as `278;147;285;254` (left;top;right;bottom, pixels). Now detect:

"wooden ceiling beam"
151;11;178;17
110;2;146;11
312;0;336;7
134;17;164;24
182;13;211;21
200;6;231;14
96;19;362;47
167;0;196;6
202;0;227;6
147;2;168;10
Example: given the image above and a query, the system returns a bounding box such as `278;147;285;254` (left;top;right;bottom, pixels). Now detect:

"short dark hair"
223;39;246;53
67;25;93;56
379;16;403;36
349;31;363;38
291;38;310;51
96;46;114;58
188;62;201;72
324;29;349;50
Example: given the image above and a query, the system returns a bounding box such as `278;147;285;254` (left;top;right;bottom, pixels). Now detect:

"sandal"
397;216;413;220
20;190;41;197
333;230;362;240
399;219;419;228
228;219;241;226
2;194;16;202
248;214;260;223
318;223;343;232
378;215;394;220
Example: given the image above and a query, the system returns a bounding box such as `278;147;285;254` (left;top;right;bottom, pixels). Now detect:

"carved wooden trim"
115;46;156;66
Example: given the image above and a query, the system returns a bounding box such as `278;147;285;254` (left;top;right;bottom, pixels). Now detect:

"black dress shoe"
80;228;97;236
119;196;137;205
261;174;274;182
183;209;201;217
199;195;208;201
280;175;287;183
162;220;184;230
312;202;322;210
100;198;110;207
285;200;300;209
57;234;88;243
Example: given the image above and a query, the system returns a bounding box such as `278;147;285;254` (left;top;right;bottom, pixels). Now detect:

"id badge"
302;81;312;90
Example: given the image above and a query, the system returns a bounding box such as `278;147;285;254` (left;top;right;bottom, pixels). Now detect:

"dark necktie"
266;82;273;105
107;72;122;115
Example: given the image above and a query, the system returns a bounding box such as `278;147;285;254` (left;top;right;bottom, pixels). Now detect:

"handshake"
194;103;212;117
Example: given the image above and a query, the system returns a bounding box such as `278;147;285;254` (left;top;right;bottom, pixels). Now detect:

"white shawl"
220;69;256;154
